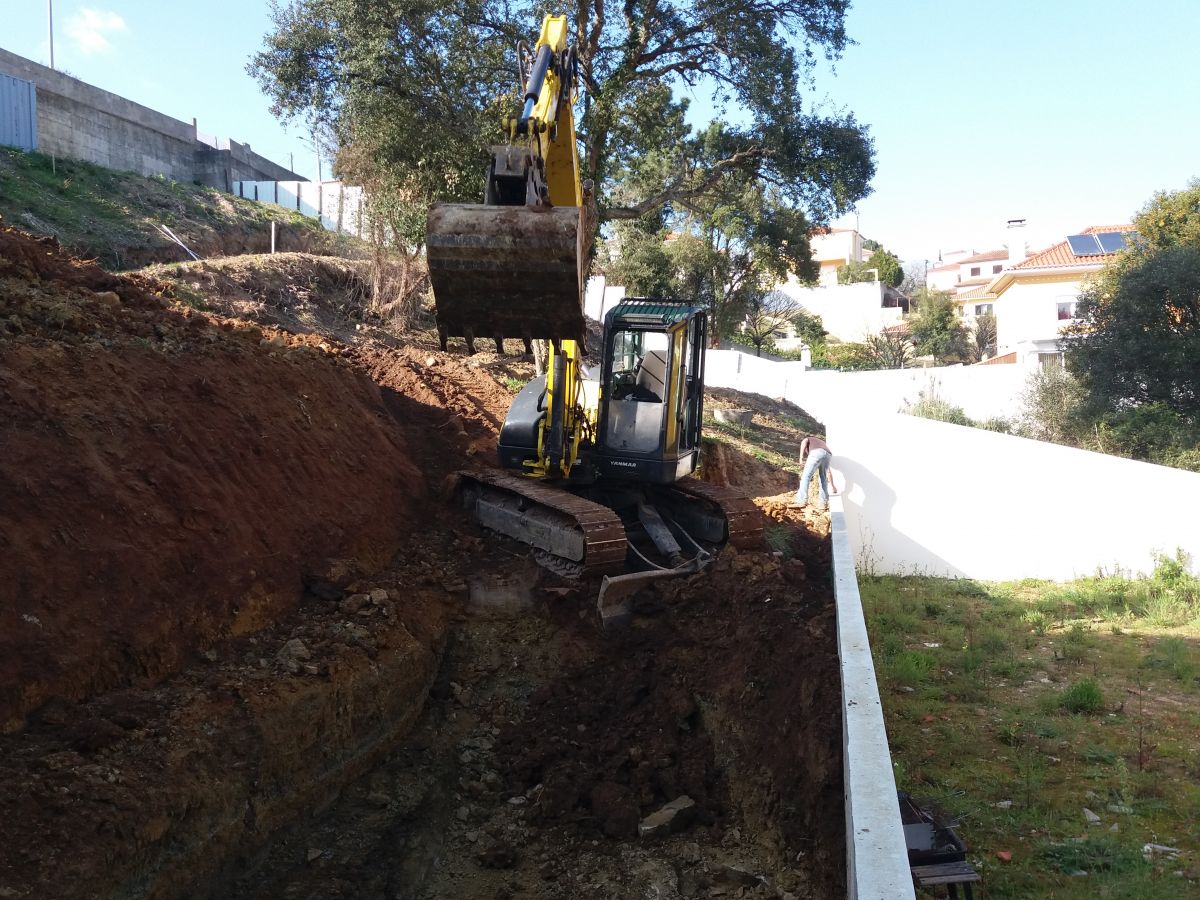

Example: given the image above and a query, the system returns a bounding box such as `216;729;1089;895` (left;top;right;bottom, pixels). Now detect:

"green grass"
860;569;1200;898
1059;678;1105;713
0;148;339;269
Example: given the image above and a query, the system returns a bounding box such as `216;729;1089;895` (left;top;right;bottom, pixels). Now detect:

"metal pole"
270;221;276;254
47;0;55;69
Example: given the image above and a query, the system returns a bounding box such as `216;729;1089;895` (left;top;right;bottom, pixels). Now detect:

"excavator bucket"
426;203;586;349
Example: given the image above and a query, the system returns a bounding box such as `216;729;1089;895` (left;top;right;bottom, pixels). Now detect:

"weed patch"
860;573;1200;897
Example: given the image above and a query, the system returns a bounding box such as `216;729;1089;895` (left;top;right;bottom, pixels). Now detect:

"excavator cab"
593;300;707;484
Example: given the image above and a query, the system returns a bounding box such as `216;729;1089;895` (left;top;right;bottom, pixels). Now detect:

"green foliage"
867;247;904;287
887;650;936;687
973;312;997;359
1143;637;1198;684
1059;678;1104;714
251;0;876;273
907;287;971;363
904;388;972;426
1059;182;1200;472
835;244;901;287
764;525;794;559
835;259;870;284
1037;836;1147;875
602;222;676;297
811;340;876;370
0;148;335;270
1065;244;1200;417
1014;364;1090;445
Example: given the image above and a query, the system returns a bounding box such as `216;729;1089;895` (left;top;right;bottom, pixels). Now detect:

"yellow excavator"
427;15;761;624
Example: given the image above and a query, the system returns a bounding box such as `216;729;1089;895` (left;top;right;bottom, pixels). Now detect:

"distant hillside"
0;148;363;270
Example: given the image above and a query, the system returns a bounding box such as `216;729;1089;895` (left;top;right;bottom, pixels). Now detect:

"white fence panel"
232;180;367;239
298;181;322;219
276;180;301;211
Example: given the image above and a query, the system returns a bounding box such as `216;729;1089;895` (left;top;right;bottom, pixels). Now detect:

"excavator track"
452;469;628;576
664;478;765;551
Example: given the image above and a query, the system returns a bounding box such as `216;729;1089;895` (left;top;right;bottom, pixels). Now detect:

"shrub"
888;650;937;687
1038;835;1146;874
1059;678;1104;714
904;386;974;426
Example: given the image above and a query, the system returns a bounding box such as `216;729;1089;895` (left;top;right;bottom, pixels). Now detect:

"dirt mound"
146;253;378;345
0;226;477;730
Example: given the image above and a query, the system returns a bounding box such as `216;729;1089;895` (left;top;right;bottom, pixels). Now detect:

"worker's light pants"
795;448;831;508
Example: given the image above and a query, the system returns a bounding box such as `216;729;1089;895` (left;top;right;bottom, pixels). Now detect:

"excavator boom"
426;14;585;351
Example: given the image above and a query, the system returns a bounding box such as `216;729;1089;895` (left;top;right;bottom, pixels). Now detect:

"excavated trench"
0;226;845;899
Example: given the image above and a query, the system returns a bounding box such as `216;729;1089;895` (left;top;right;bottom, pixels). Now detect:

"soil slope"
0;227;503;731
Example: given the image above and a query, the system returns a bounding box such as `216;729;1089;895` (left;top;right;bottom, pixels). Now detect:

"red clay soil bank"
0;227;475;730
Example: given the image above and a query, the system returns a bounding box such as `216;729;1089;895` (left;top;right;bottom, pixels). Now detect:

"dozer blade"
596;553;713;630
427;203;585;348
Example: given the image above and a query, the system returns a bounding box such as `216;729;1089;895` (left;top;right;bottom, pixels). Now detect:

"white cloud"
64;8;128;56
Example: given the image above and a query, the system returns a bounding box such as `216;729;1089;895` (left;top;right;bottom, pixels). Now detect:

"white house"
948;225;1133;368
776;275;906;344
984;224;1134;367
809;227;865;287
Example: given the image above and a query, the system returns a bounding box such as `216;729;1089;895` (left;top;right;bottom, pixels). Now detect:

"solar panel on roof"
1067;234;1103;256
1096;232;1128;253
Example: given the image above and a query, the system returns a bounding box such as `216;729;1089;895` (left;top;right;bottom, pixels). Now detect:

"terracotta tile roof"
958;249;1009;264
1012;224;1135;271
956;276;991;288
977;351;1017;366
1082;224;1133;235
955;285;994;301
928;262;958;273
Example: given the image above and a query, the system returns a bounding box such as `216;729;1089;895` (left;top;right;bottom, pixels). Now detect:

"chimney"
1006;218;1026;267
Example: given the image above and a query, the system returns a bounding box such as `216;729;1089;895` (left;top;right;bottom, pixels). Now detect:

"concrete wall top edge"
0;48;193;143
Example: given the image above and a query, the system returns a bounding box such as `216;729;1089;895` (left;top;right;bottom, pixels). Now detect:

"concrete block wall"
0;47;301;187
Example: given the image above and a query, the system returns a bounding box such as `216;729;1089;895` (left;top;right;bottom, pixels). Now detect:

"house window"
992;264;1003;274
1038;352;1064;370
970;266;981;276
974;303;993;316
1056;301;1077;321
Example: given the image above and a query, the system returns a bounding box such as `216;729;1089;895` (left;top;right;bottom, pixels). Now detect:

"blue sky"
4;1;326;180
4;1;1199;264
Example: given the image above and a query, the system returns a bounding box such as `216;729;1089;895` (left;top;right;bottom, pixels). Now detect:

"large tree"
250;0;875;245
1055;182;1200;470
1063;182;1200;423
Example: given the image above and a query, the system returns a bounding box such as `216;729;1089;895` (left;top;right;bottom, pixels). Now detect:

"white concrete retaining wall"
704;349;1028;423
831;496;915;900
0;48;299;188
703;346;1200;579
827;412;1200;580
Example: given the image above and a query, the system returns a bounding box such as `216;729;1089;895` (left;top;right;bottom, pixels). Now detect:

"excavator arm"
427;14;590;482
